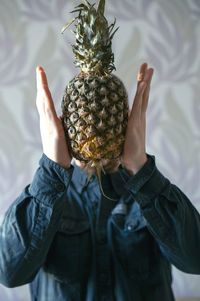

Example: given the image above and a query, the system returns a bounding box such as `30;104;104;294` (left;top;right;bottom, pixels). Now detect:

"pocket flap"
59;217;90;235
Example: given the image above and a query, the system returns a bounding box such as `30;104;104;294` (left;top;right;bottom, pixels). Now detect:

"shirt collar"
71;163;89;193
71;163;130;197
109;166;130;196
71;163;115;196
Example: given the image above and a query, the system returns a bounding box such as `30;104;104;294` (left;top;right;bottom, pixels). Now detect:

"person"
0;63;200;301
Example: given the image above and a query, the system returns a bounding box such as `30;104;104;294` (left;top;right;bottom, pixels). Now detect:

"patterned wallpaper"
0;0;200;299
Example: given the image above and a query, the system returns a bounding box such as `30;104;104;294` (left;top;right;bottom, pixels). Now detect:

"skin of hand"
121;63;154;175
36;66;71;169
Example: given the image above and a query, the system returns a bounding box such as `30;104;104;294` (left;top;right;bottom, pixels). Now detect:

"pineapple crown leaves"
61;0;119;74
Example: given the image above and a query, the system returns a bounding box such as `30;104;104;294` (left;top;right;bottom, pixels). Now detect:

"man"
0;63;200;301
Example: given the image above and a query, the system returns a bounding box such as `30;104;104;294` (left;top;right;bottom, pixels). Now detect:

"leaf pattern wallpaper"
0;0;200;300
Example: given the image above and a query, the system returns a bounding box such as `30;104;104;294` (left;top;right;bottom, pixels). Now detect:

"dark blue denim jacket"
0;154;200;301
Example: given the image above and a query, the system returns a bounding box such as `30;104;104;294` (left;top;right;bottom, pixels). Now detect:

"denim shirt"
0;154;200;301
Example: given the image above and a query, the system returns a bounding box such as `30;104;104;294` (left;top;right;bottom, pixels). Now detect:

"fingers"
36;66;49;90
130;63;154;120
137;63;148;83
141;68;154;114
36;66;57;120
130;63;148;119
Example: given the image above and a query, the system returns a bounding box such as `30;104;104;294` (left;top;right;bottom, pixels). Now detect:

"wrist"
44;153;71;170
56;157;71;170
59;162;71;170
123;155;148;175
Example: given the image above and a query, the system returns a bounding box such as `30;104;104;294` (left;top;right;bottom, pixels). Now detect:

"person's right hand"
36;66;71;169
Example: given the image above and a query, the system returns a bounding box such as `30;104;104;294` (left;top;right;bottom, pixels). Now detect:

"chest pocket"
44;215;91;284
112;202;156;281
59;217;90;235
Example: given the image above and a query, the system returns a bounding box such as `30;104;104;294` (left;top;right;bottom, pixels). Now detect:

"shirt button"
127;220;140;231
127;225;133;231
55;183;65;192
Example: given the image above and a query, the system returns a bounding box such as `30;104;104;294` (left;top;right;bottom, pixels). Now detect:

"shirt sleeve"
0;154;74;288
110;154;200;274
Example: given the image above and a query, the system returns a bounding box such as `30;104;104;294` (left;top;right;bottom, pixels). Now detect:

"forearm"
0;154;73;287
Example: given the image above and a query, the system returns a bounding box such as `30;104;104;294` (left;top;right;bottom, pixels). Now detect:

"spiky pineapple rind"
62;74;129;163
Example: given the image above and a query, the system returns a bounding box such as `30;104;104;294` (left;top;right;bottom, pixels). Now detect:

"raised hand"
122;63;154;174
36;66;71;169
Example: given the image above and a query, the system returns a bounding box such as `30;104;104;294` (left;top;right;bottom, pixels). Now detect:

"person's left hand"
121;63;154;175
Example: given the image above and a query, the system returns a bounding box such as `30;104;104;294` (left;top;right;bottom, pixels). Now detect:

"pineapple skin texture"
61;73;129;165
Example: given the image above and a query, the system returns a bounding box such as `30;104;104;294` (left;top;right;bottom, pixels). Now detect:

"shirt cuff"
29;154;74;206
110;155;169;207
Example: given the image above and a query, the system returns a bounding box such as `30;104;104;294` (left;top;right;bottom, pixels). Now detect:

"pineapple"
61;0;129;174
